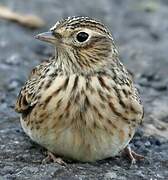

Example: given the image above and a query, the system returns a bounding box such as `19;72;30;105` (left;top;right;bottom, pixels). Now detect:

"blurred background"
0;0;168;179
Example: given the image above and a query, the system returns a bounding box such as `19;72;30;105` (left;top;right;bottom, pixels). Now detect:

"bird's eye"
76;32;89;42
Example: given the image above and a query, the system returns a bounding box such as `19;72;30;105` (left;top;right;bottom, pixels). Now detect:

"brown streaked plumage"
15;16;144;163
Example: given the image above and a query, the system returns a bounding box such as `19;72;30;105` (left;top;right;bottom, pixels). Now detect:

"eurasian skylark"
15;16;144;164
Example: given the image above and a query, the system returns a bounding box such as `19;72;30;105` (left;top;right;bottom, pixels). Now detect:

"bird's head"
35;16;118;73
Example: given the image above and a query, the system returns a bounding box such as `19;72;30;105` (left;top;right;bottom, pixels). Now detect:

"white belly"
21;116;134;162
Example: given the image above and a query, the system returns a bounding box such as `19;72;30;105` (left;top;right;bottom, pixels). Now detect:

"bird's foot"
42;151;66;165
123;145;144;165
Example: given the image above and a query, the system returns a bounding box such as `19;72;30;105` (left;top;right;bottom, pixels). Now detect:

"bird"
15;16;144;164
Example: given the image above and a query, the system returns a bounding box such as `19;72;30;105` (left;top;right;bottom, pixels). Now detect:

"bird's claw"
42;151;66;166
123;146;144;165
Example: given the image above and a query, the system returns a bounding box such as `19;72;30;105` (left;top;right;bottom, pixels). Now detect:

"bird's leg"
123;145;144;165
42;151;66;165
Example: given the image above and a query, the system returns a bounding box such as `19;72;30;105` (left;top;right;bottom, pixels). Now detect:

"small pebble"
104;172;117;179
5;53;21;65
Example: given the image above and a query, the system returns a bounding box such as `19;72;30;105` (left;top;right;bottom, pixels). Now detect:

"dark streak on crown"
51;16;112;38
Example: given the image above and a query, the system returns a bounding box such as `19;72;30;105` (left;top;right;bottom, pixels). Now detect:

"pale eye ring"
76;32;89;42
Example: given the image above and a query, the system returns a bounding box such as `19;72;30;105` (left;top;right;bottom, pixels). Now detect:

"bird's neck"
54;46;120;75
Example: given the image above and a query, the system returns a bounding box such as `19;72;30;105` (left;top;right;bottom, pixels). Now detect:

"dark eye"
76;32;89;42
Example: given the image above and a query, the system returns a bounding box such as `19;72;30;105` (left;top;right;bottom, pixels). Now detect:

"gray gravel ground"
0;0;168;179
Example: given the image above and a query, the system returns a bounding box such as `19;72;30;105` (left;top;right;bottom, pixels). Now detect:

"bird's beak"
35;31;59;44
